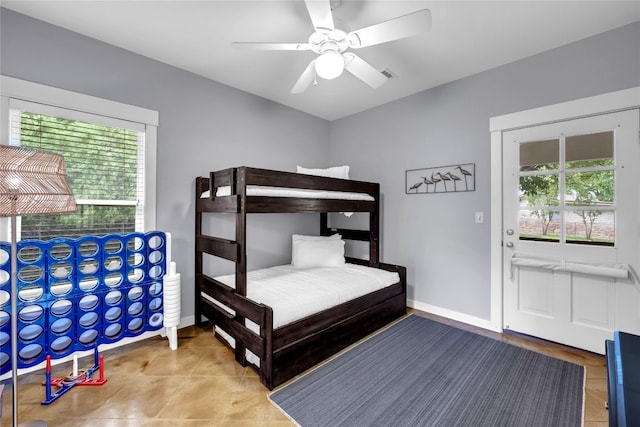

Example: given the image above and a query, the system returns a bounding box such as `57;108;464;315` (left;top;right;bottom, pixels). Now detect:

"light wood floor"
2;309;609;426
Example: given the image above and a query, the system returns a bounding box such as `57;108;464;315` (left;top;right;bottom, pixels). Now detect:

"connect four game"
0;231;167;376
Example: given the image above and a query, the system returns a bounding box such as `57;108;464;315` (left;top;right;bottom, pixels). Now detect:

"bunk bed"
195;166;407;389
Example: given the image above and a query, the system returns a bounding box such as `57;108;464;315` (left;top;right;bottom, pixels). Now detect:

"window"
518;131;615;245
1;75;158;242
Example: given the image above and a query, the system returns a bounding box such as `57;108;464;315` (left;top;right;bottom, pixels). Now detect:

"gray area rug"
269;315;584;426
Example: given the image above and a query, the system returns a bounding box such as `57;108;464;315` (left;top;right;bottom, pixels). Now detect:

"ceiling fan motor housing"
309;29;349;55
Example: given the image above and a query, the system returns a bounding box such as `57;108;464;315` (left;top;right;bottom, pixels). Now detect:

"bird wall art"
405;163;475;194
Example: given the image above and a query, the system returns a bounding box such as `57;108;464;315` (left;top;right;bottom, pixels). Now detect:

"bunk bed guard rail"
197;167;380;264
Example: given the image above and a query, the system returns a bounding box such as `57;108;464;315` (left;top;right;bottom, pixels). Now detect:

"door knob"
506;242;514;248
506;229;514;236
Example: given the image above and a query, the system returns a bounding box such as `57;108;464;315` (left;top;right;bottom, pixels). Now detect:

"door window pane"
520;139;559;172
519;209;560;242
566;210;614;245
565;170;614;204
566;131;614;169
519;175;559;206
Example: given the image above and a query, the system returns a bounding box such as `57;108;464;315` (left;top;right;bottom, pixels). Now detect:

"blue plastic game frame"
0;231;166;375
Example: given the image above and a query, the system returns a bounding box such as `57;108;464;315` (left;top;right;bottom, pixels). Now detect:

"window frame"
0;75;159;241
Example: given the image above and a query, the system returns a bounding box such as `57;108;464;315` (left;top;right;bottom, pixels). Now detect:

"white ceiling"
2;1;639;121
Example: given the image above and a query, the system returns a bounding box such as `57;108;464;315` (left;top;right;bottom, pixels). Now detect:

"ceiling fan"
233;0;432;94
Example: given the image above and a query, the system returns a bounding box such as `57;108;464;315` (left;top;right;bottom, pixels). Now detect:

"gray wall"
2;7;639;325
329;21;640;320
0;8;330;320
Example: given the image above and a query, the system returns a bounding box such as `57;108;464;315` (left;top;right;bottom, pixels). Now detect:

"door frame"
488;87;640;332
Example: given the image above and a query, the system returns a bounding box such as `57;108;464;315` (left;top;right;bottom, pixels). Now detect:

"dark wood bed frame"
194;166;407;389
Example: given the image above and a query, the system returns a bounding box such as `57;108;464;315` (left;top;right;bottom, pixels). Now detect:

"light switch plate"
475;211;484;223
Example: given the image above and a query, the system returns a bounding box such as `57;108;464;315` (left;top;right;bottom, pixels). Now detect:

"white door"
503;109;640;354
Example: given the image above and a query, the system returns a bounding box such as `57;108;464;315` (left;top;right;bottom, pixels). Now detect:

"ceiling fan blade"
343;53;387;89
291;59;317;94
348;9;432;49
232;42;311;51
304;0;334;32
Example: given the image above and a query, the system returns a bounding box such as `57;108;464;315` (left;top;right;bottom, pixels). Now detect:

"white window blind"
8;98;146;240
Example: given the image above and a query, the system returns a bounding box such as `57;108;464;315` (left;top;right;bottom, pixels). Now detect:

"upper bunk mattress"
207;263;400;329
201;185;374;201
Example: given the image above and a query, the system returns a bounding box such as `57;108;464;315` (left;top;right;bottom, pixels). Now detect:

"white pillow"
296;165;350;180
292;234;345;268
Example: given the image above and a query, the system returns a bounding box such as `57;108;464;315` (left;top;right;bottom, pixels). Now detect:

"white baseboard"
408;299;502;333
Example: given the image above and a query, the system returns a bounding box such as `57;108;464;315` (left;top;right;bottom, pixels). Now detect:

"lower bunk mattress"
201;263;401;365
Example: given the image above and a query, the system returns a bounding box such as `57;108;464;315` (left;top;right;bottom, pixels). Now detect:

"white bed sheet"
205;263;399;330
205;263;399;366
201;185;374;201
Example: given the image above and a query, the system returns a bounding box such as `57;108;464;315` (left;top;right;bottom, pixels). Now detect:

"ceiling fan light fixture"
315;50;344;80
